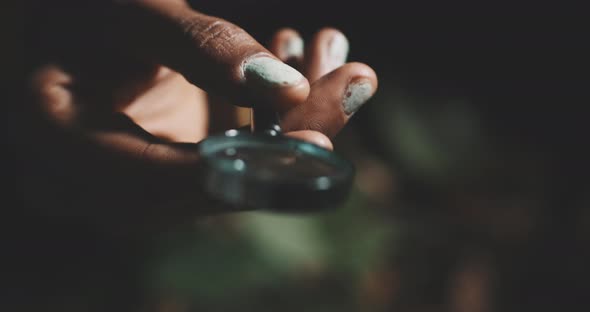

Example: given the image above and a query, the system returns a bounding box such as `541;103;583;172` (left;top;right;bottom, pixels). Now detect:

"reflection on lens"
232;159;246;171
198;131;354;211
213;146;339;180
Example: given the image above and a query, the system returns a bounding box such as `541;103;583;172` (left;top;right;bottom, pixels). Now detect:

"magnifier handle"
250;108;282;136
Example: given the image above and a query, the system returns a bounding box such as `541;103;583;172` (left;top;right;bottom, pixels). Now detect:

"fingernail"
283;36;304;59
343;80;373;115
243;55;304;87
327;33;349;68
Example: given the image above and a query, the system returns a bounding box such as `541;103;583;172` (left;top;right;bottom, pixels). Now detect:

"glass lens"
211;145;341;179
197;131;354;211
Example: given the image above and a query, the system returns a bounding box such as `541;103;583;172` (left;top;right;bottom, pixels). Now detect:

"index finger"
111;0;310;112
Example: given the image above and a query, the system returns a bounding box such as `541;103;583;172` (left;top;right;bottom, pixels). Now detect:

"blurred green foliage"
146;187;397;311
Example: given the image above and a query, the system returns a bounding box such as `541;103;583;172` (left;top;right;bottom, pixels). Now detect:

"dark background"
187;3;590;310
9;1;590;311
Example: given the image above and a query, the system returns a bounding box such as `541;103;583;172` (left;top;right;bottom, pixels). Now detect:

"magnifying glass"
196;108;354;212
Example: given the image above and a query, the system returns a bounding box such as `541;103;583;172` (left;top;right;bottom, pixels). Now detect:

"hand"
25;0;377;234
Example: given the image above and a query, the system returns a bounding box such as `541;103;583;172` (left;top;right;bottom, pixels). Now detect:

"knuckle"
305;119;328;134
306;113;346;138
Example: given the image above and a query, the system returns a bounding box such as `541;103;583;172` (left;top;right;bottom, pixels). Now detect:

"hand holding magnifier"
197;108;354;212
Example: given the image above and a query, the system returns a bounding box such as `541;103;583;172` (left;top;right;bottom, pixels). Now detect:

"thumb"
113;0;309;111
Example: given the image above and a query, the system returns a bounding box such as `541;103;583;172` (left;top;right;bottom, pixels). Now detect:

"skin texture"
25;0;378;234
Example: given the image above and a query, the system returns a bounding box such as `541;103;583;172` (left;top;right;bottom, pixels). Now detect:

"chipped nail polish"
343;81;373;115
327;33;349;68
284;36;304;59
243;55;304;87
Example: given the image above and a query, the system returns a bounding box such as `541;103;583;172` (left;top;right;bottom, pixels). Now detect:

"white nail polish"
243;55;304;87
284;37;304;59
328;33;349;67
343;81;373;115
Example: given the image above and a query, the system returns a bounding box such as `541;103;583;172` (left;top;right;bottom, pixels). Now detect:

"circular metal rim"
198;129;354;192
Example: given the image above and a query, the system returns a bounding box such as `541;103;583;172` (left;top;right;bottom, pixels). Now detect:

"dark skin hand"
24;0;378;236
14;1;379;310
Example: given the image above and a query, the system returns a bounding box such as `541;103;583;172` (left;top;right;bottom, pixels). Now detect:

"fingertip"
286;130;334;150
315;27;350;59
281;62;378;138
305;27;349;82
266;76;310;112
322;62;378;104
331;63;378;116
242;54;310;111
342;62;378;85
269;28;304;62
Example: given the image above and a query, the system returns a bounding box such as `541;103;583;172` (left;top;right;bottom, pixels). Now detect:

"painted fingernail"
327;33;349;68
283;36;304;59
343;80;373;115
243;55;304;87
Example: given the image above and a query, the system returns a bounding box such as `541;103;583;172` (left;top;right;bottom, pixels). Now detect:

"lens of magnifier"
197;129;354;211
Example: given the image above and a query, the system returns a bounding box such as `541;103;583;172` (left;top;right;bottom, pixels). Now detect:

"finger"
285;130;333;150
114;1;309;112
29;65;78;126
304;28;349;83
281;62;378;138
83;115;243;226
91;129;200;166
115;66;210;143
268;28;304;69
